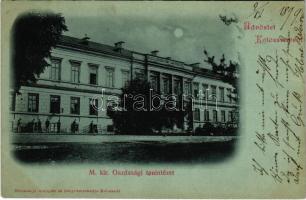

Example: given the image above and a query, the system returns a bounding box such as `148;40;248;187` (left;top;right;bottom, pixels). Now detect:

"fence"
12;121;111;135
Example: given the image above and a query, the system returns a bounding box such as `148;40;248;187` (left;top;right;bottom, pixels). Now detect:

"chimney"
115;41;125;48
80;34;90;45
114;41;125;52
151;50;159;56
190;63;200;68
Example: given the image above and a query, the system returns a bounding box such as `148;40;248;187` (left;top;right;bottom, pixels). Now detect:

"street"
12;136;237;164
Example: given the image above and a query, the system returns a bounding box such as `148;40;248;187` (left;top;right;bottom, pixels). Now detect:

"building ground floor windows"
50;95;61;113
70;97;80;115
28;93;39;113
11;86;238;134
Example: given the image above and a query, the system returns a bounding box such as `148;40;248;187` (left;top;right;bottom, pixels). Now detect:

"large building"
11;35;238;134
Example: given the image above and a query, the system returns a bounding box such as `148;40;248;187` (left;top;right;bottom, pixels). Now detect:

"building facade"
11;35;238;134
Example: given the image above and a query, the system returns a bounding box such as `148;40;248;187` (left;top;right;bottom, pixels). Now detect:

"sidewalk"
12;133;238;144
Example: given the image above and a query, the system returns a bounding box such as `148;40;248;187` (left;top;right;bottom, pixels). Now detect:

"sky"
62;6;240;69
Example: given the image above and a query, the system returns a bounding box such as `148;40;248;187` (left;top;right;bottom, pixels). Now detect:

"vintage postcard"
1;1;305;198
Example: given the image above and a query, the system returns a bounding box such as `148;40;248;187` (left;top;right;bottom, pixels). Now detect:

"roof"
58;35;225;80
58;35;133;58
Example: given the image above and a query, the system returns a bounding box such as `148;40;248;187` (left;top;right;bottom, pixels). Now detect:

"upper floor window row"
49;58;120;88
48;58;235;97
198;83;233;103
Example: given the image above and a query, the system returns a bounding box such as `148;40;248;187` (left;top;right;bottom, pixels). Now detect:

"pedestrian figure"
45;118;50;133
37;119;42;133
71;120;76;133
57;119;61;133
17;118;22;133
94;125;98;133
89;120;94;134
30;119;35;133
34;119;38;133
75;121;79;133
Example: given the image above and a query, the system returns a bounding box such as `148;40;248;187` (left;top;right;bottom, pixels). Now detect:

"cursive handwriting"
249;2;270;19
253;3;304;185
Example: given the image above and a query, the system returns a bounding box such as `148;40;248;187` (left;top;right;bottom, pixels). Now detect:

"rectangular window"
162;76;171;94
173;79;181;95
227;88;232;103
219;87;225;102
106;99;116;116
202;84;209;99
150;72;159;91
89;98;98;115
135;69;145;80
89;65;98;85
105;67;114;87
213;110;218;122
70;97;80;115
204;109;210;121
71;62;80;83
184;81;192;95
229;111;236;122
221;110;226;122
193;82;199;97
228;111;232;122
50;95;61;114
121;70;130;87
10;94;14;111
28;93;39;112
193;108;200;121
107;125;114;132
50;58;61;81
211;85;217;99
